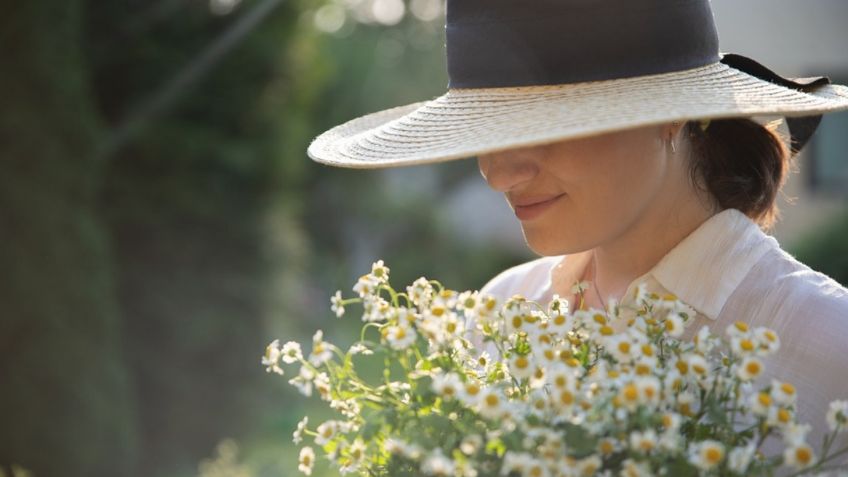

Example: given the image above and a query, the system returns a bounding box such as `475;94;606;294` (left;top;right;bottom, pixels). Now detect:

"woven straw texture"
308;61;848;169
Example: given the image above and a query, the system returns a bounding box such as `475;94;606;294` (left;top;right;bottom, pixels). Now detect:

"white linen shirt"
478;208;848;460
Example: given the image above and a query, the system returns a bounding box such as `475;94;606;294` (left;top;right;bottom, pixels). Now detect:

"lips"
511;193;565;221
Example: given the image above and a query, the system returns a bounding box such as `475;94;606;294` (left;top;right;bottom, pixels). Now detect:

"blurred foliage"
790;210;848;287
0;0;528;476
0;1;137;476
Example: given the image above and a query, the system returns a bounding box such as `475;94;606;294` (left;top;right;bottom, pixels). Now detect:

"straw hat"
307;0;848;169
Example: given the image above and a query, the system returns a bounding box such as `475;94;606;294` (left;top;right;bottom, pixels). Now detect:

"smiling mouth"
512;194;566;221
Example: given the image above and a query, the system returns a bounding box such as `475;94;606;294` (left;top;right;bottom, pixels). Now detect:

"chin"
522;229;584;257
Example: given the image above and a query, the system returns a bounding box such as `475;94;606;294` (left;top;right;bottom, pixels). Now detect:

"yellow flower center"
740;339;755;352
511;316;523;329
554;315;566;326
623;384;638;402
600;325;614;336
746;361;761;375
758;393;772;407
796;446;812;464
515;356;529;369
781;383;796;395
618;342;631;354
485;394;499;407
705;447;723;463
559;391;574;405
734;321;749;332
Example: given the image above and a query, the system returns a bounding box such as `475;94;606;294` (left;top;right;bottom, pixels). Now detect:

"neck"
591;185;718;304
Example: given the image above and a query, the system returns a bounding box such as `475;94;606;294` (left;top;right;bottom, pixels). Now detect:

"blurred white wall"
711;0;848;247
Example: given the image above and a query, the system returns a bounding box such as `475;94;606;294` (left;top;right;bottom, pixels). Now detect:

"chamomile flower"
352;273;379;298
315;420;339;446
421;448;455;476
782;422;811;447
348;343;372;356
608;334;637;363
726;320;751;339
458;379;483;406
663;312;685;338
370;259;390;283
280;341;303;364
406;277;434;309
783;443;815;470
456;290;480;318
298;447;315;475
293;416;308;444
766;405;794;428
289;366;315;397
635;376;662;407
262;339;284;375
477;387;507;419
754;326;781;355
547;311;574;336
431;372;462;400
385;323;417;350
750;391;772;417
629;429;658;454
688;440;725;471
575;455;600;476
736;356;764;381
508;353;536;380
459;434;483;456
330;290;345;318
826;400;848;433
346;437;367;469
620;458;652;477
727;443;756;474
770;380;797;406
693;325;715;354
308;330;334;366
314;372;331;401
731;335;758;356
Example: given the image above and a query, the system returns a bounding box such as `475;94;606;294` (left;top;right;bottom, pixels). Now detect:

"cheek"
520;141;665;254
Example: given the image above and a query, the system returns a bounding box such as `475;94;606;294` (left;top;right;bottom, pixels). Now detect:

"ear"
666;121;686;141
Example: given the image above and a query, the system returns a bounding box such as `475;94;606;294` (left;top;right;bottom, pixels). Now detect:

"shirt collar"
648;208;779;320
545;208;779;320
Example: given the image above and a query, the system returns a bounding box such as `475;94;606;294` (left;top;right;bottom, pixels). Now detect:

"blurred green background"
0;1;845;476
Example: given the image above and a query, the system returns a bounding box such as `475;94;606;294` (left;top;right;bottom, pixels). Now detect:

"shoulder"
479;255;563;301
743;244;848;346
756;245;848;308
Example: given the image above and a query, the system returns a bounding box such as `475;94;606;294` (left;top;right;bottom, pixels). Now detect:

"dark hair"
684;118;793;231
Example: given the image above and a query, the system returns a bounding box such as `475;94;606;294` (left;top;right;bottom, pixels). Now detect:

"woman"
307;0;848;464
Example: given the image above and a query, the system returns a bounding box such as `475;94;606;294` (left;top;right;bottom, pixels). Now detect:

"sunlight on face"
477;124;681;256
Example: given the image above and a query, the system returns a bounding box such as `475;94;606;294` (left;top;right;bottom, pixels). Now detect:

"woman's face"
477;124;686;256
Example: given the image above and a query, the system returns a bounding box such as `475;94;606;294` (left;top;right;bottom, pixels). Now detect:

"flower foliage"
265;260;848;476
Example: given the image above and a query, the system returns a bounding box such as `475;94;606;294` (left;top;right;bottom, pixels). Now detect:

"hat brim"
307;60;848;169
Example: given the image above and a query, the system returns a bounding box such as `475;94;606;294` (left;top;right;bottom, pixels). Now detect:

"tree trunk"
0;2;137;476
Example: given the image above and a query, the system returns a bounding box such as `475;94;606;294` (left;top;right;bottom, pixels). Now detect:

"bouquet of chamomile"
263;260;848;476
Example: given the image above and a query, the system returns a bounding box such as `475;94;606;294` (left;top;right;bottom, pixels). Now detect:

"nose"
477;148;540;193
